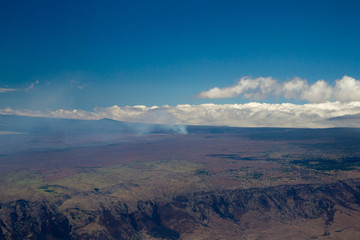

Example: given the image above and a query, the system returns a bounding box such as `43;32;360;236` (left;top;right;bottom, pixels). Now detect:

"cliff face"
1;180;360;240
0;200;71;240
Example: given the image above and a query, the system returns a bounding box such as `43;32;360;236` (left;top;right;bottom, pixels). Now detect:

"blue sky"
1;0;360;120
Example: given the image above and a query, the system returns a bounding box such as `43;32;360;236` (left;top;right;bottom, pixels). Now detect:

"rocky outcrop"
0;199;71;240
1;180;360;239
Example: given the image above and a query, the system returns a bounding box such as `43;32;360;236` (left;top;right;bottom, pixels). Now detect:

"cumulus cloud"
282;77;307;99
301;80;333;103
198;75;360;103
334;75;360;102
198;77;278;100
1;101;360;128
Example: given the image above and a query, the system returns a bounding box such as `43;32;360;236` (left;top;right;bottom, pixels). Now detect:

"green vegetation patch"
2;171;44;187
194;169;214;176
53;159;206;198
207;154;257;161
247;171;264;179
37;184;65;194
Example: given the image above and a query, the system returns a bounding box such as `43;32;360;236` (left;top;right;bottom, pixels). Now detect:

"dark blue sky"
1;0;360;110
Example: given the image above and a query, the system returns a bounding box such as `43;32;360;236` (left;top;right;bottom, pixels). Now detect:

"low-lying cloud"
198;75;360;103
1;101;360;128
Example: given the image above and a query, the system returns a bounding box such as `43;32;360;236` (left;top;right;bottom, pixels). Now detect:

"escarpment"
1;180;360;239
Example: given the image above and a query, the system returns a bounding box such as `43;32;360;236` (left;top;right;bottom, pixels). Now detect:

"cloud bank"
198;75;360;103
1;101;360;128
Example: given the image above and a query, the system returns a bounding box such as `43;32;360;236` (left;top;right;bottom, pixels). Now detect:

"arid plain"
1;115;360;239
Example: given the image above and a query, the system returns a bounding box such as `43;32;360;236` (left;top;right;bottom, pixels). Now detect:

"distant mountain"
0;115;187;155
328;113;360;121
0;115;186;135
1;114;360;139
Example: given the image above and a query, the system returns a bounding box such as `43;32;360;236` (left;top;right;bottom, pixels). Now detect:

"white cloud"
70;79;85;90
198;75;360;103
25;80;40;91
198;76;277;99
0;88;16;93
1;80;40;93
282;77;308;99
301;80;333;103
2;101;360;128
334;75;360;102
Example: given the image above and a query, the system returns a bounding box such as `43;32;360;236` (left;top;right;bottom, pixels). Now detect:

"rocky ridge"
1;179;360;239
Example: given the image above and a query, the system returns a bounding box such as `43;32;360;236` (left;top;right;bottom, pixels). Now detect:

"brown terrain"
1;115;360;239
